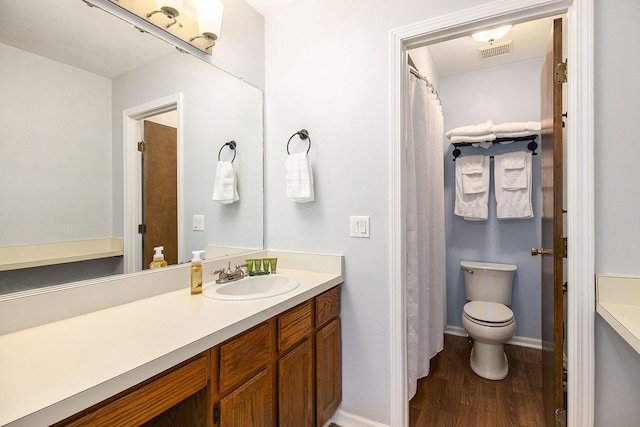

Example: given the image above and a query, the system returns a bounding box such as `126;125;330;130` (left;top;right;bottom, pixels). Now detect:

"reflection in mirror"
0;0;264;295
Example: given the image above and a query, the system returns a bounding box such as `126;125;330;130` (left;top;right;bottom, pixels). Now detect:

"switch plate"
350;216;370;238
193;215;205;231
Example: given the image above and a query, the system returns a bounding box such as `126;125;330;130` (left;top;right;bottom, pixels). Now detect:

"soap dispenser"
190;250;205;295
150;246;168;269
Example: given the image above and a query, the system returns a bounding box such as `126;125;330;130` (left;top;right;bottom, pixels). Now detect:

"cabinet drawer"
315;286;340;327
219;321;272;394
278;300;312;353
60;353;208;427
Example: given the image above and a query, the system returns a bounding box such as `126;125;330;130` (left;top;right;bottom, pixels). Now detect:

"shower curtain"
406;72;446;400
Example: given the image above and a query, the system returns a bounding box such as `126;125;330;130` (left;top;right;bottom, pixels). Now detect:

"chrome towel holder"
287;129;311;154
218;140;237;163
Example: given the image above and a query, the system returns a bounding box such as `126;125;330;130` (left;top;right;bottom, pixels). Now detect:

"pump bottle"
149;246;168;269
190;250;205;294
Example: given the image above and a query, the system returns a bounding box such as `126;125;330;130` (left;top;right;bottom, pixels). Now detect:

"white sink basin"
202;274;300;301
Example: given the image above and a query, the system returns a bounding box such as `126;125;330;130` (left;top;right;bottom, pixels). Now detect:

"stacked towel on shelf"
454;155;490;220
212;161;239;204
492;121;541;139
494;151;533;219
446;119;495;149
285;152;314;203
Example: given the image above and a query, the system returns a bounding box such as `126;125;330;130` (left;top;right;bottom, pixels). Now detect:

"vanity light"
471;25;512;44
191;0;224;50
147;0;184;28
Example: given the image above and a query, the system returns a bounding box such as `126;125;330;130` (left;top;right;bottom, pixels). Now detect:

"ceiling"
411;16;561;78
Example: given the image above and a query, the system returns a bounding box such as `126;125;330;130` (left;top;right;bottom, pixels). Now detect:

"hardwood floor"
409;334;545;427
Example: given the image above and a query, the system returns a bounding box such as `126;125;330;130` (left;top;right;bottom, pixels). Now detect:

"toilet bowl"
460;260;517;380
462;300;516;380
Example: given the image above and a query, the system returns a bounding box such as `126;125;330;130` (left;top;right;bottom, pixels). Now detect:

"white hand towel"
286;153;314;203
501;151;528;190
494;151;533;219
455;155;490;220
212;161;239;204
445;119;493;139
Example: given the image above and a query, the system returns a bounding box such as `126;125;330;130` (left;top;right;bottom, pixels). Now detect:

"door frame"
123;93;184;273
389;1;594;426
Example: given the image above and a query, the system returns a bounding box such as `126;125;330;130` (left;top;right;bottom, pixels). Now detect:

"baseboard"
326;408;390;427
445;325;542;350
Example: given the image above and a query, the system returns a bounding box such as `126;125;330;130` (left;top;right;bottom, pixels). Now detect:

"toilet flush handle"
463;268;474;274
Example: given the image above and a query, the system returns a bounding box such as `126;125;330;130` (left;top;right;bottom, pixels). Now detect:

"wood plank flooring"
409;334;545;427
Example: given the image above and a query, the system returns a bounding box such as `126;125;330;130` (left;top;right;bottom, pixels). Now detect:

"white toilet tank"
461;260;517;305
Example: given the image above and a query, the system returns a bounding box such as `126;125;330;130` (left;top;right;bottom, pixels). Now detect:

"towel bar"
218;140;237;163
451;135;538;161
287;129;311;155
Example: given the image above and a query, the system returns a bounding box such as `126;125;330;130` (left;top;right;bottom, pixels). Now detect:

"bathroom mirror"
0;0;263;294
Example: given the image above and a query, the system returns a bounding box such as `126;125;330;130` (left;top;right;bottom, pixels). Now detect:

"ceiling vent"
478;40;512;60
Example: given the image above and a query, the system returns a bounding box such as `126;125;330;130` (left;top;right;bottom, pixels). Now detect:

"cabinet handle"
213;402;220;424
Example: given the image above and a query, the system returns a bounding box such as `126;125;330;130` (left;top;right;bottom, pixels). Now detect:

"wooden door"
316;318;341;426
219;368;274;427
142;120;178;269
278;339;315;426
539;17;565;426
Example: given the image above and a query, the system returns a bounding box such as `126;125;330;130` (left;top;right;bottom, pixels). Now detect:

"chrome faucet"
211;262;248;284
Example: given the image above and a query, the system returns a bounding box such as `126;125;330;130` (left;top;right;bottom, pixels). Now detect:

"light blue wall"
594;0;640;424
439;59;543;340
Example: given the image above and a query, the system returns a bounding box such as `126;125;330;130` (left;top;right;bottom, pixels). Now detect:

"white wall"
594;0;640;424
262;0;490;424
0;43;112;245
439;60;543;340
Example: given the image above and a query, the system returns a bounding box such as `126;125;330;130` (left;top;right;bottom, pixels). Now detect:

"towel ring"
286;129;311;155
218;140;237;163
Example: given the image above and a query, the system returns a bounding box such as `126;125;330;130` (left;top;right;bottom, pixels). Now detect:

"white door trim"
122;93;184;273
389;1;594;426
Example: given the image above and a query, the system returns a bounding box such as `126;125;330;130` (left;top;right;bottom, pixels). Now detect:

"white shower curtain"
406;73;446;400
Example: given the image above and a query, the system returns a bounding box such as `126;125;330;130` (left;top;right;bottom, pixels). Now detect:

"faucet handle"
211;268;225;277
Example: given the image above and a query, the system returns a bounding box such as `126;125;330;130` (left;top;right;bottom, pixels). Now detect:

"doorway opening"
122;94;184;274
389;2;595;427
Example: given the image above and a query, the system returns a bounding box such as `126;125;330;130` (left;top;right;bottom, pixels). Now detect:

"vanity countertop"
596;274;640;355
0;253;344;426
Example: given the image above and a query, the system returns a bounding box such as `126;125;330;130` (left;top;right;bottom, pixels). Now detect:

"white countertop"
596;274;640;355
0;263;343;426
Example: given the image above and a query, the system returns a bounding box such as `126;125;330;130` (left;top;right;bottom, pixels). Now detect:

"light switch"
193;214;205;231
350;216;370;238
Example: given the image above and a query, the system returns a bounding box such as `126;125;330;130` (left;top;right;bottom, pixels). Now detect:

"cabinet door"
316;318;341;426
278;339;314;426
219;368;274;427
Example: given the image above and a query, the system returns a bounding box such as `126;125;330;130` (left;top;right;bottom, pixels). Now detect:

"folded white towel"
455;155;490;220
494;151;533;219
501;151;528;190
450;134;496;143
446;119;493;139
212;161;239;204
492;121;541;133
495;130;539;139
286;153;314;203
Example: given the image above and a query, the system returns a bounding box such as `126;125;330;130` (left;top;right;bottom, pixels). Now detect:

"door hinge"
555;236;567;258
137;141;145;152
213;402;220;424
555;60;568;84
138;224;146;234
555;408;567;427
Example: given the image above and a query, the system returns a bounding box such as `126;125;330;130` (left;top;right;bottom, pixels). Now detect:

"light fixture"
147;0;184;28
471;25;512;44
191;0;224;50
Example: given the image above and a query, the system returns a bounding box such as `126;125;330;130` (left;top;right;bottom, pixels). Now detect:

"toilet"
460;260;517;380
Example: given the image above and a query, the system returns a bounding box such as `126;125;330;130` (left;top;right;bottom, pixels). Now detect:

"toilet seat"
463;301;514;327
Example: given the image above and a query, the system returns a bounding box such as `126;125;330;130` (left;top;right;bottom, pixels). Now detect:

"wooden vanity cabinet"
315;287;342;426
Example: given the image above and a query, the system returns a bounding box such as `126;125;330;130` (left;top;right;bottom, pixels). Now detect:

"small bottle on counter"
190;250;205;295
149;246;168;269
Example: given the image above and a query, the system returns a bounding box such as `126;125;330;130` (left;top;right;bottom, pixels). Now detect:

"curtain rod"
409;66;442;106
